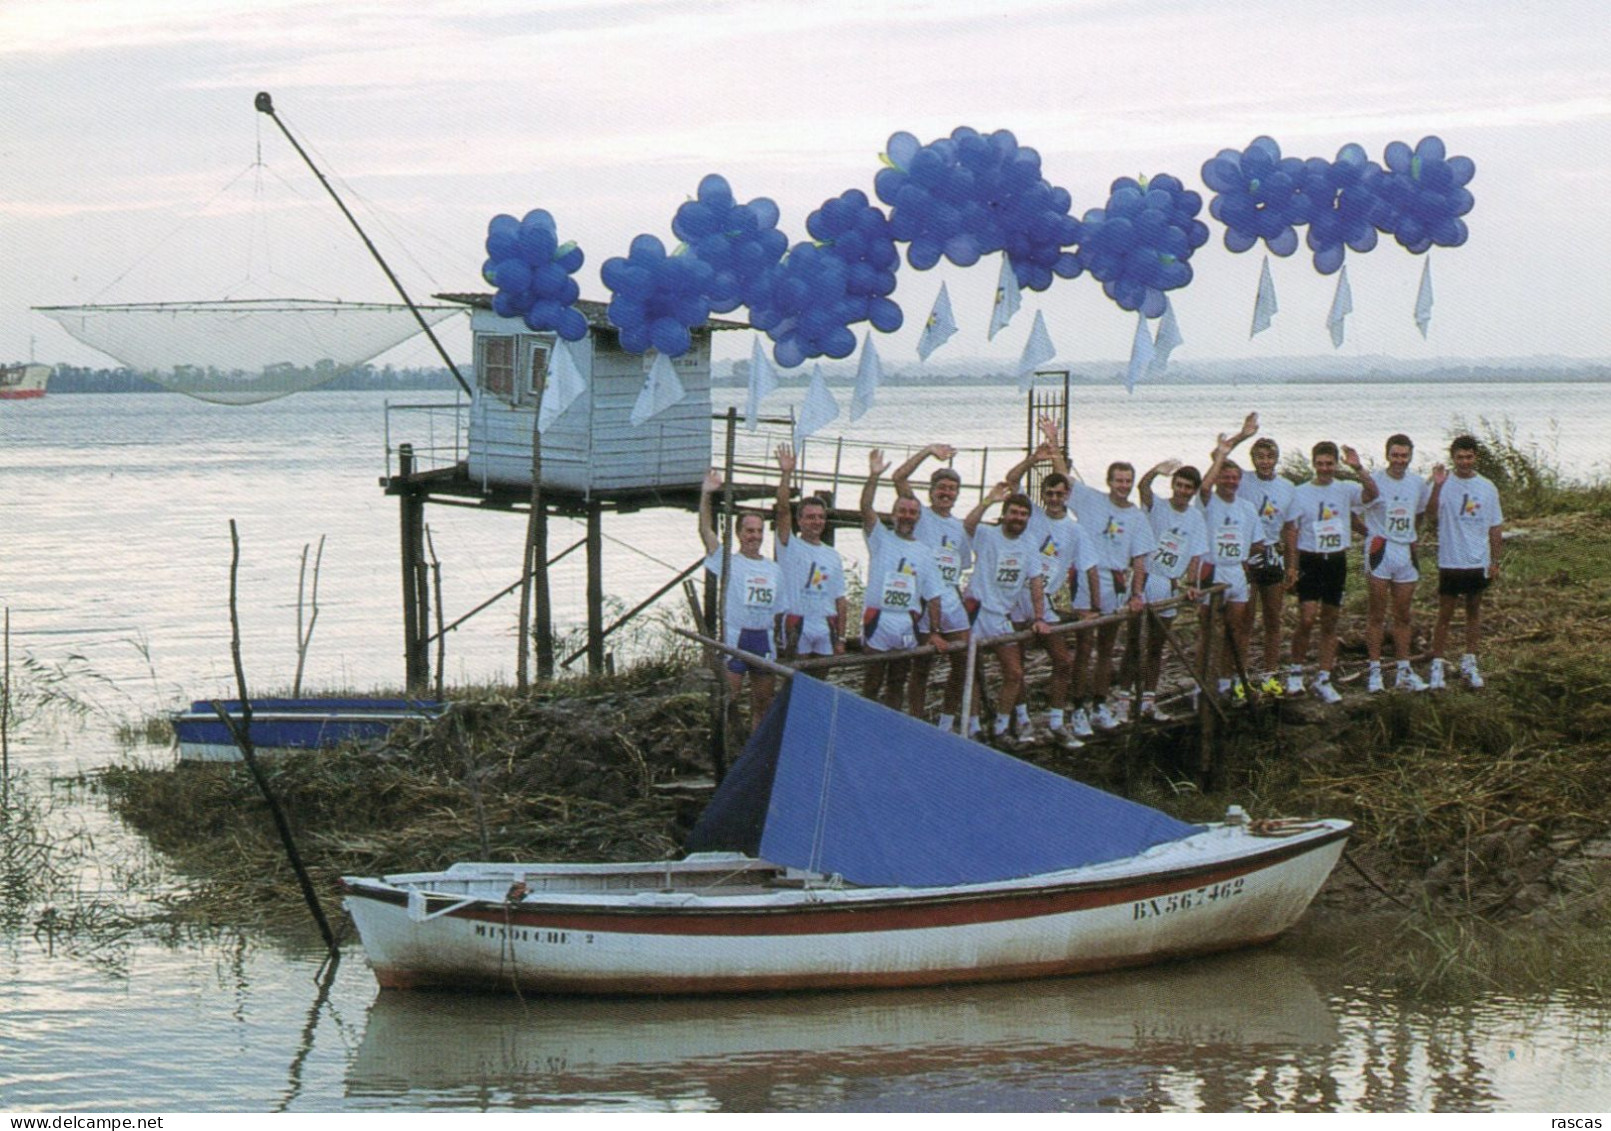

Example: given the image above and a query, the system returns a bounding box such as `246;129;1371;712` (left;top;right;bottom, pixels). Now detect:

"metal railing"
384;397;467;479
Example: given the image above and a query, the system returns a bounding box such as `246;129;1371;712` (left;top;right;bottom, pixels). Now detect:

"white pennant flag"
629;351;686;426
850;333;883;421
1016;310;1056;392
1150;298;1184;371
1414;258;1434;339
916;282;958;361
793;363;840;446
538;338;587;432
987;253;1021;340
1326;266;1353;349
1250;256;1278;337
744;335;781;431
1124;311;1155;394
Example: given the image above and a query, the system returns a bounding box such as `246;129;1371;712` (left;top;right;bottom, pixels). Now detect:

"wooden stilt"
586;499;605;674
397;445;429;694
534;501;554;681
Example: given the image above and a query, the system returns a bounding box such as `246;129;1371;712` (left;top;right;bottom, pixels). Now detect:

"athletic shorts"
725;627;775;674
863;607;919;652
1367;537;1420;584
1438;567;1491;597
1096;570;1128;616
1248;546;1286;588
959;594;1013;640
923;598;972;635
784;613;835;657
1203;562;1249;606
1296;550;1348;607
1143;572;1180;620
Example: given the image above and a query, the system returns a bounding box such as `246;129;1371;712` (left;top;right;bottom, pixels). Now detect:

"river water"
2;382;1609;1112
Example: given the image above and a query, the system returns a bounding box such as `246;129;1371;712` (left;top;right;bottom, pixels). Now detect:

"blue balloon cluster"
600;234;714;357
746;190;902;368
671;174;788;314
1205;136;1475;274
873;127;1082;291
482;210;588;341
1376;136;1475;255
1075;174;1208;317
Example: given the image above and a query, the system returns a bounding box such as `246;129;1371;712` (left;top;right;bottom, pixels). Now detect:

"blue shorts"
725;627;775;674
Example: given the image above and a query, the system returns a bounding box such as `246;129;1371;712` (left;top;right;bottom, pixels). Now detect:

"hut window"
527;344;550;404
479;336;515;400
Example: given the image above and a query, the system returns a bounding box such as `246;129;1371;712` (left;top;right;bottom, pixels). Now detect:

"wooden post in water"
397;445;430;694
2;607;9;811
586;499;605;674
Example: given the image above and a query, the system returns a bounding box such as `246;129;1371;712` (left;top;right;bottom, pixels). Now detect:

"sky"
3;0;1609;374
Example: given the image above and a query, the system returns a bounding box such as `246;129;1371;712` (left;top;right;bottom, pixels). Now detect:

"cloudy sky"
3;0;1608;372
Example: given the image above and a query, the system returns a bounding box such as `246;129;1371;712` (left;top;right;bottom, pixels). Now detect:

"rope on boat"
1247;817;1327;837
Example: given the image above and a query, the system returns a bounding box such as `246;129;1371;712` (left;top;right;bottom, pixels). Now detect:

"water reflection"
345;950;1338;1112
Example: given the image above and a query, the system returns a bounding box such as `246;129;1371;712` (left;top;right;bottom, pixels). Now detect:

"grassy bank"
92;478;1611;995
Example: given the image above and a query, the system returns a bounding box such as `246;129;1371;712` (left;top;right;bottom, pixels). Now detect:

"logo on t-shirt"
1259;497;1278;519
805;562;830;592
1038;534;1057;559
1461;493;1482;517
1102;516;1122;540
1318;502;1339;521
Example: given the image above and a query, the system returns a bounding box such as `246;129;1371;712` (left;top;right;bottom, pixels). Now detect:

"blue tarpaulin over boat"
687;675;1202;887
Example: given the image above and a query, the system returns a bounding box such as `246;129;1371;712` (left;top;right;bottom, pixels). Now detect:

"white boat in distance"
0;362;49;399
342;674;1348;995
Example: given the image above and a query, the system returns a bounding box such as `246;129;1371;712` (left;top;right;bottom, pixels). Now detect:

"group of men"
697;415;1505;749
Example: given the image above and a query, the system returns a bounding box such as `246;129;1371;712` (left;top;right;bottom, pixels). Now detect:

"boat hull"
342;822;1348;995
172;698;443;762
0;363;49;399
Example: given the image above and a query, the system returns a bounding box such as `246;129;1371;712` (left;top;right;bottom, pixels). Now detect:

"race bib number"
1154;535;1183;572
995;561;1023;587
1315;518;1344;551
934;549;961;584
881;572;915;609
743;575;775;608
1387;506;1413;537
1216;530;1244;561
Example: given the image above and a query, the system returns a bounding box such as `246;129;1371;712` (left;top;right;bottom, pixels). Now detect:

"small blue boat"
172;698;446;762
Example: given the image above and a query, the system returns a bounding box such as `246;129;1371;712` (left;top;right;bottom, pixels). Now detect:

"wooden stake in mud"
222;520;339;959
2;607;10;810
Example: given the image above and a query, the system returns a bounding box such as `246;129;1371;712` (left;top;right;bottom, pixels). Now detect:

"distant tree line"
46;364;461;394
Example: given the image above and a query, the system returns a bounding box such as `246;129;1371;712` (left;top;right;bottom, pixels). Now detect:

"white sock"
1431;657;1446;673
1396;660;1410;675
1289;664;1303;678
1047;708;1064;730
1218;678;1232;694
1461;653;1478;668
1368;660;1382;675
967;716;982;736
1013;703;1031;725
993;713;1010;735
937;713;956;733
1316;671;1332;684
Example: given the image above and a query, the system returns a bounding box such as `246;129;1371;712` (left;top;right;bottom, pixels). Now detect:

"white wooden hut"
442;295;747;497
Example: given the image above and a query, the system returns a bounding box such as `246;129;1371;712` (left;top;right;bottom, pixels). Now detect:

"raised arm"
698;468;722;556
891;443;957;500
1037;415;1071;477
1201;413;1257;500
861;448;890;535
1002;440;1056;491
1343;445;1378;504
963;481;1011;538
1138;458;1182;511
1425;462;1448;527
774;442;796;546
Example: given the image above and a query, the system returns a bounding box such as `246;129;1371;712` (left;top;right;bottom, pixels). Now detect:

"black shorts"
1295;551;1347;607
1248;546;1286;587
1438;567;1491;597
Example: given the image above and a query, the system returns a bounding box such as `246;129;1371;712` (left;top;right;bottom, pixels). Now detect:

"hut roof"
435;294;750;332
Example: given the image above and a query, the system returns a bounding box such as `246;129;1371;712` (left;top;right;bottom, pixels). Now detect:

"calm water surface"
2;383;1609;1112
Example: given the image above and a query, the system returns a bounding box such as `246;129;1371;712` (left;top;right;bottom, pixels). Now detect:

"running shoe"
1396;669;1430;693
1069;708;1096;738
1140;700;1171;722
1462;659;1485;689
1259;675;1285;697
1312;678;1343;705
1112;693;1133;724
1057;726;1086;750
1091;703;1121;732
1367;669;1384;694
1428;661;1447;691
1231;679;1248;705
1285;674;1306;697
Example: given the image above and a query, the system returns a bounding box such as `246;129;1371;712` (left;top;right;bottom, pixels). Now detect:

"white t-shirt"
1364;469;1430;545
1073;483;1158;573
776;535;846;619
1204;494;1264;568
1284;480;1364;554
1435;473;1504;568
864;522;944;616
1238;473;1296;549
704;549;783;643
1023;507;1098;609
966;524;1039;616
1146;497;1209;582
913;504;971;621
